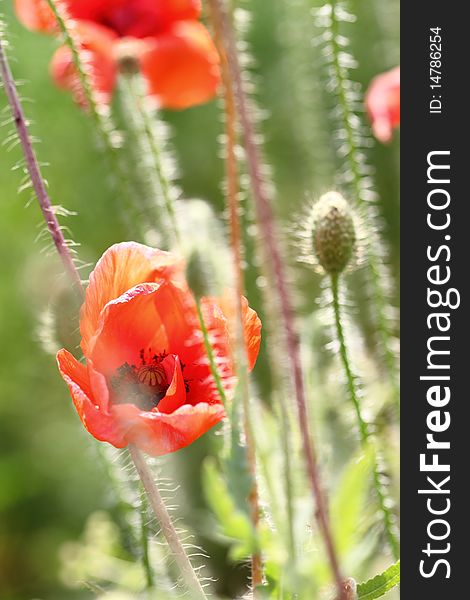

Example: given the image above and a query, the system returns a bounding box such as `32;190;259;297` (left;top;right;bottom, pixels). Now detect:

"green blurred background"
0;0;399;598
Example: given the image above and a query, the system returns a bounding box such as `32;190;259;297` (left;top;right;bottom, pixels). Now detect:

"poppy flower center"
99;5;163;39
110;348;170;411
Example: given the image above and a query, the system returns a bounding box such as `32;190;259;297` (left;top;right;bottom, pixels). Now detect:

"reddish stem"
207;1;345;597
207;1;263;588
0;34;84;298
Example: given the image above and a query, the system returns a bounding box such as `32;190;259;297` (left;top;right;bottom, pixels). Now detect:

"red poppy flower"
14;0;220;109
365;66;400;143
56;242;261;456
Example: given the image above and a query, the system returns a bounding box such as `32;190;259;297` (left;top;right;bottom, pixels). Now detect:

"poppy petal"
81;242;182;356
238;296;262;371
145;283;234;406
57;349;126;446
365;66;400;143
139;20;220;109
15;0;57;32
112;401;225;455
66;0;123;22
149;354;187;414
153;0;202;27
201;295;262;371
89;280;202;377
89;283;163;376
148;281;199;361
156;0;201;24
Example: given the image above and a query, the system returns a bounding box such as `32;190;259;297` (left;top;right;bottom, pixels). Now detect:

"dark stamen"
111;351;170;411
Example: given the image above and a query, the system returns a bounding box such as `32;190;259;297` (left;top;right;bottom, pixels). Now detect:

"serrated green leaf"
202;458;257;559
357;561;400;600
310;447;376;587
224;410;253;517
331;446;375;557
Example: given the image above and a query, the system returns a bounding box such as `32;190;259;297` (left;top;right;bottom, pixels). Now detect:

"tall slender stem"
46;0;104;127
206;2;264;586
327;0;399;407
45;0;144;240
206;2;345;597
195;299;229;407
118;73;181;249
129;445;208;600
330;274;399;559
0;32;84;298
139;488;155;590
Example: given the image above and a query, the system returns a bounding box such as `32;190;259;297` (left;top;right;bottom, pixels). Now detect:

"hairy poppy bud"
311;191;356;275
186;250;212;300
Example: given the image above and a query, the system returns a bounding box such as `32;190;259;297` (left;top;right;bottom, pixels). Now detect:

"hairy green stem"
195;299;229;407
330;274;399;559
46;0;144;239
208;2;345;597
218;0;296;563
277;399;296;560
118;73;181;249
139;488;155;590
129;445;208;600
206;4;266;583
46;0;104;128
328;0;399;407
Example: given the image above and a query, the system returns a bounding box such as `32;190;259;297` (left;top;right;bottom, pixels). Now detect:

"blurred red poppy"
15;0;220;109
56;242;261;456
365;66;400;143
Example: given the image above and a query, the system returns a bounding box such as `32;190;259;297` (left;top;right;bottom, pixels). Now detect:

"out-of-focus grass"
0;0;399;598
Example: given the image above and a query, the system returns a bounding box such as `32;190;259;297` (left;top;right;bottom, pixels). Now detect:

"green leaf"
224;403;253;517
357;561;400;600
202;458;257;560
331;446;375;557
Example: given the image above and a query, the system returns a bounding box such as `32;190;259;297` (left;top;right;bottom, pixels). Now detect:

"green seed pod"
311;191;356;275
37;285;82;355
186;250;212;300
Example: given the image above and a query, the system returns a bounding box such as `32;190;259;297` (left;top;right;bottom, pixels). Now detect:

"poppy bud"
311;191;356;275
38;285;82;355
186;250;212;300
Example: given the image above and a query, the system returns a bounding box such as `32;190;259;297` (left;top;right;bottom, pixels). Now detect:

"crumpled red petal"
87;279;230;406
201;295;262;372
81;242;183;355
155;355;187;414
15;0;57;32
89;283;164;376
57;349;127;447
139;20;220;109
58;349;223;456
111;401;225;455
